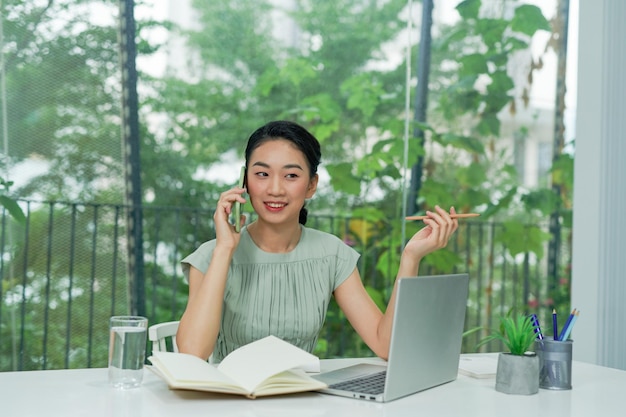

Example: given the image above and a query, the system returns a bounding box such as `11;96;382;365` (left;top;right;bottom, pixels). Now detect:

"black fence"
0;200;571;371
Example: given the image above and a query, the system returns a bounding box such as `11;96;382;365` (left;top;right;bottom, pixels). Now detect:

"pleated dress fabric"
181;226;360;362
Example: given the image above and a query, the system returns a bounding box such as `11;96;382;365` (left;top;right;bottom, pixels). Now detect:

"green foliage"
0;203;132;370
550;152;574;227
522;189;559;215
478;313;537;355
498;221;552;258
511;5;552;36
0;178;25;223
415;0;563;265
2;0;573;363
341;74;386;118
326;163;362;196
7;0;567;263
456;0;481;19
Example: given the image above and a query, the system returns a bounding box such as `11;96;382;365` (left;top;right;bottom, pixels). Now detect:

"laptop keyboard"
328;370;387;395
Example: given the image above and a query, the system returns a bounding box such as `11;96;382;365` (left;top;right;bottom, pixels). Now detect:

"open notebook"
313;273;469;402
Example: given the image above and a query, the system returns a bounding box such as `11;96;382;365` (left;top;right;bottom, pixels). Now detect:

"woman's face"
246;138;318;226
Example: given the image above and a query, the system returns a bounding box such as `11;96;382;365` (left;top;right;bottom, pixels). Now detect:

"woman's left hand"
404;205;459;260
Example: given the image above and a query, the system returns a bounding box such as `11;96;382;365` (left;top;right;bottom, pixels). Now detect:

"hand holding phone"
234;166;245;233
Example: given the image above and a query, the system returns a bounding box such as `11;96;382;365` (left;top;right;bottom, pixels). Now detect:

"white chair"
148;320;180;353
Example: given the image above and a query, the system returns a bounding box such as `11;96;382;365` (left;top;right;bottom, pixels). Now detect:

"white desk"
1;355;625;417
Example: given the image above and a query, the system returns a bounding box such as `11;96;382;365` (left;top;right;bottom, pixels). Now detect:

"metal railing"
0;200;570;371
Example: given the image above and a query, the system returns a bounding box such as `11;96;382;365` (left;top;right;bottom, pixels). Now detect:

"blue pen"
558;308;577;341
552;309;558;340
561;310;579;341
530;314;544;340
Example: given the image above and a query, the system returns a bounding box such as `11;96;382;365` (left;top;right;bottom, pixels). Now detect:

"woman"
176;120;458;362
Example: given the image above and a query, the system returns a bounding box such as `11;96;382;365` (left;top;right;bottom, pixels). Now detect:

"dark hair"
245;120;321;225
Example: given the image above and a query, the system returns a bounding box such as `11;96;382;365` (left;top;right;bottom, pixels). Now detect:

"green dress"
181;225;360;362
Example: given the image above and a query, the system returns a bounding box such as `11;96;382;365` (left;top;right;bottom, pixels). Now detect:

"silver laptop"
313;273;469;402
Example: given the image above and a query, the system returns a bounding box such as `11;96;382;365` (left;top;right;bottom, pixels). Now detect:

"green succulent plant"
478;313;538;356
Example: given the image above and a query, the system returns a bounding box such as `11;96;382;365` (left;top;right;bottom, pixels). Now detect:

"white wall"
571;0;626;370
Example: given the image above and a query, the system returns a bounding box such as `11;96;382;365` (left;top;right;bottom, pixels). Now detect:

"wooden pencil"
405;213;480;221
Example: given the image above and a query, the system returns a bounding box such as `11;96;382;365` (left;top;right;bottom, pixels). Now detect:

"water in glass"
108;322;147;389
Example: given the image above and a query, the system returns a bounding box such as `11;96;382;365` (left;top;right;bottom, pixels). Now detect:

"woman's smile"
265;201;288;211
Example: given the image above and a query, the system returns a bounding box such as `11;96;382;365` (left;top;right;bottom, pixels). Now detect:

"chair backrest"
148;320;180;353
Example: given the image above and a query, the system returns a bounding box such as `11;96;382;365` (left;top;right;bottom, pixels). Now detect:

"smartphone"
234;166;246;233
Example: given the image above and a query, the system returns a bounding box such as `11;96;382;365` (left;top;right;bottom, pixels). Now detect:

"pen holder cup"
535;337;573;390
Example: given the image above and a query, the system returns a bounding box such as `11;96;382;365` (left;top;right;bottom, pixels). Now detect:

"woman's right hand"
213;185;247;249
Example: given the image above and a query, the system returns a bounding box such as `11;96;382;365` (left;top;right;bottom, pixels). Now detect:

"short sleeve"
180;240;216;283
330;237;360;291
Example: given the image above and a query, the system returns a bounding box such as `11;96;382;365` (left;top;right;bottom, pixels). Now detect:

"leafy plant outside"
0;177;25;223
0;0;574;366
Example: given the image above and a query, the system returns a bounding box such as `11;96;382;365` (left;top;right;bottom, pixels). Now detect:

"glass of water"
108;316;148;389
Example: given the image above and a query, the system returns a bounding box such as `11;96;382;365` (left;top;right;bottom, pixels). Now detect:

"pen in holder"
535;337;573;390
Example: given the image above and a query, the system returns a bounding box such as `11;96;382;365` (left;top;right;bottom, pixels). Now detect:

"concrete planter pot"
495;353;539;395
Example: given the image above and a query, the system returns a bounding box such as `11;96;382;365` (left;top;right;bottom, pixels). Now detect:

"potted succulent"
478;313;539;395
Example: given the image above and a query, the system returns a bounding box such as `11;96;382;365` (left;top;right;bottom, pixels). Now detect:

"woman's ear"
306;174;319;198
